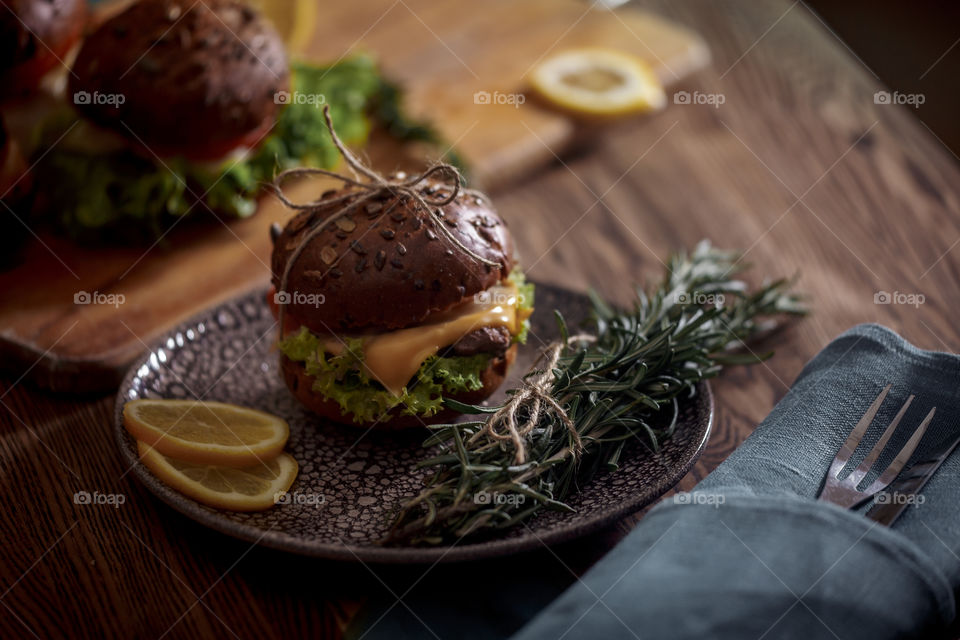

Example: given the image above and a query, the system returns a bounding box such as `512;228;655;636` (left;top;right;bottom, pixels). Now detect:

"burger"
14;0;439;243
25;0;394;243
269;181;534;428
68;0;288;162
0;0;86;96
26;0;290;239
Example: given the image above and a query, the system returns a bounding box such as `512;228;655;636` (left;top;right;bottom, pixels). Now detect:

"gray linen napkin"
513;324;960;639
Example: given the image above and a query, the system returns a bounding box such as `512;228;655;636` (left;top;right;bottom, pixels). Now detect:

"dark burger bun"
69;0;288;160
280;344;517;429
0;0;86;96
271;183;515;334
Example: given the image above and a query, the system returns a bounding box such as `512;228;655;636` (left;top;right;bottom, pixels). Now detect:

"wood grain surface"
4;0;960;638
0;0;708;392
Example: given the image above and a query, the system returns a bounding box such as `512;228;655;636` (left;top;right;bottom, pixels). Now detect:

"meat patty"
449;326;512;357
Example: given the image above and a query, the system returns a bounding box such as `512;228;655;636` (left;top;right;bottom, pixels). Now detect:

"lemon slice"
138;441;298;512
529;48;666;117
123;399;290;468
247;0;317;54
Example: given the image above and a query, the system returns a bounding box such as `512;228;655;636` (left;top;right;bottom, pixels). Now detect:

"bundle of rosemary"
386;242;805;545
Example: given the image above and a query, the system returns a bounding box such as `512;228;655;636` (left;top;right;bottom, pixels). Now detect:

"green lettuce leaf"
425;353;489;393
507;268;535;344
278;327;490;424
277;270;534;423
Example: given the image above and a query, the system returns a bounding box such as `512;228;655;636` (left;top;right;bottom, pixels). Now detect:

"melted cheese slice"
322;284;529;396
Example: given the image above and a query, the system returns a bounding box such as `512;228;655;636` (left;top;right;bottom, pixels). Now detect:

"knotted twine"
470;333;596;464
271;104;497;334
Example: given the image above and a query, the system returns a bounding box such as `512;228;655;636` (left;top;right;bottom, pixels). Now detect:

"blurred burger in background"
0;0;85;262
2;0;440;244
31;0;290;240
69;0;289;162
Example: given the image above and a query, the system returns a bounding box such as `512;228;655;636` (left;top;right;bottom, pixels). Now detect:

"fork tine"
846;395;914;487
866;407;937;495
826;384;891;479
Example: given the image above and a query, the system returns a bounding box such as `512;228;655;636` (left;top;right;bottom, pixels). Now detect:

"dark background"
806;0;960;158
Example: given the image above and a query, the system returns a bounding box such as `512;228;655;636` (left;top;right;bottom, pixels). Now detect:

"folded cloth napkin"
349;324;960;639
512;324;960;639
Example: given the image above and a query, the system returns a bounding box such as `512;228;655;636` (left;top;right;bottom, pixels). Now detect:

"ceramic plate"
115;282;713;563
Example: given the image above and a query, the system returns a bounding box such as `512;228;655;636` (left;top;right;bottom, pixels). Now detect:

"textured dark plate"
114;282;713;563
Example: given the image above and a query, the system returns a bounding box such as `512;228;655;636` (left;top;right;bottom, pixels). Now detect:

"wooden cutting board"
0;0;708;392
298;0;709;187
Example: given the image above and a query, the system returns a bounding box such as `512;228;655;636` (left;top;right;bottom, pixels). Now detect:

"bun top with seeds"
68;0;288;160
270;179;515;334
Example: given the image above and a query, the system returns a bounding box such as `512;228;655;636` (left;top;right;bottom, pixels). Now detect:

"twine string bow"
271;105;498;332
470;333;596;464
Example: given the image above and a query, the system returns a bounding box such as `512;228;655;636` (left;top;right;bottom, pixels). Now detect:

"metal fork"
818;384;936;509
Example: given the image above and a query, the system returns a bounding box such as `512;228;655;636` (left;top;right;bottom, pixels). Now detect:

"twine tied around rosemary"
271;104;499;333
470;333;597;464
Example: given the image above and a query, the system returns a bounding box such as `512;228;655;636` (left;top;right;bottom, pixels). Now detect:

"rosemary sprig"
386;241;806;545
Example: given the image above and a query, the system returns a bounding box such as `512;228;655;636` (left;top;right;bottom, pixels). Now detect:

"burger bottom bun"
280;344;517;430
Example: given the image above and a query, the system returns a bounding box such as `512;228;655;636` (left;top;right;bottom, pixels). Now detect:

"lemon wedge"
529;48;666;117
123;399;290;468
247;0;317;54
138;441;298;512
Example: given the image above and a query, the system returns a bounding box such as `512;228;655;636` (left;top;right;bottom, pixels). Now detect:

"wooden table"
4;1;960;638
